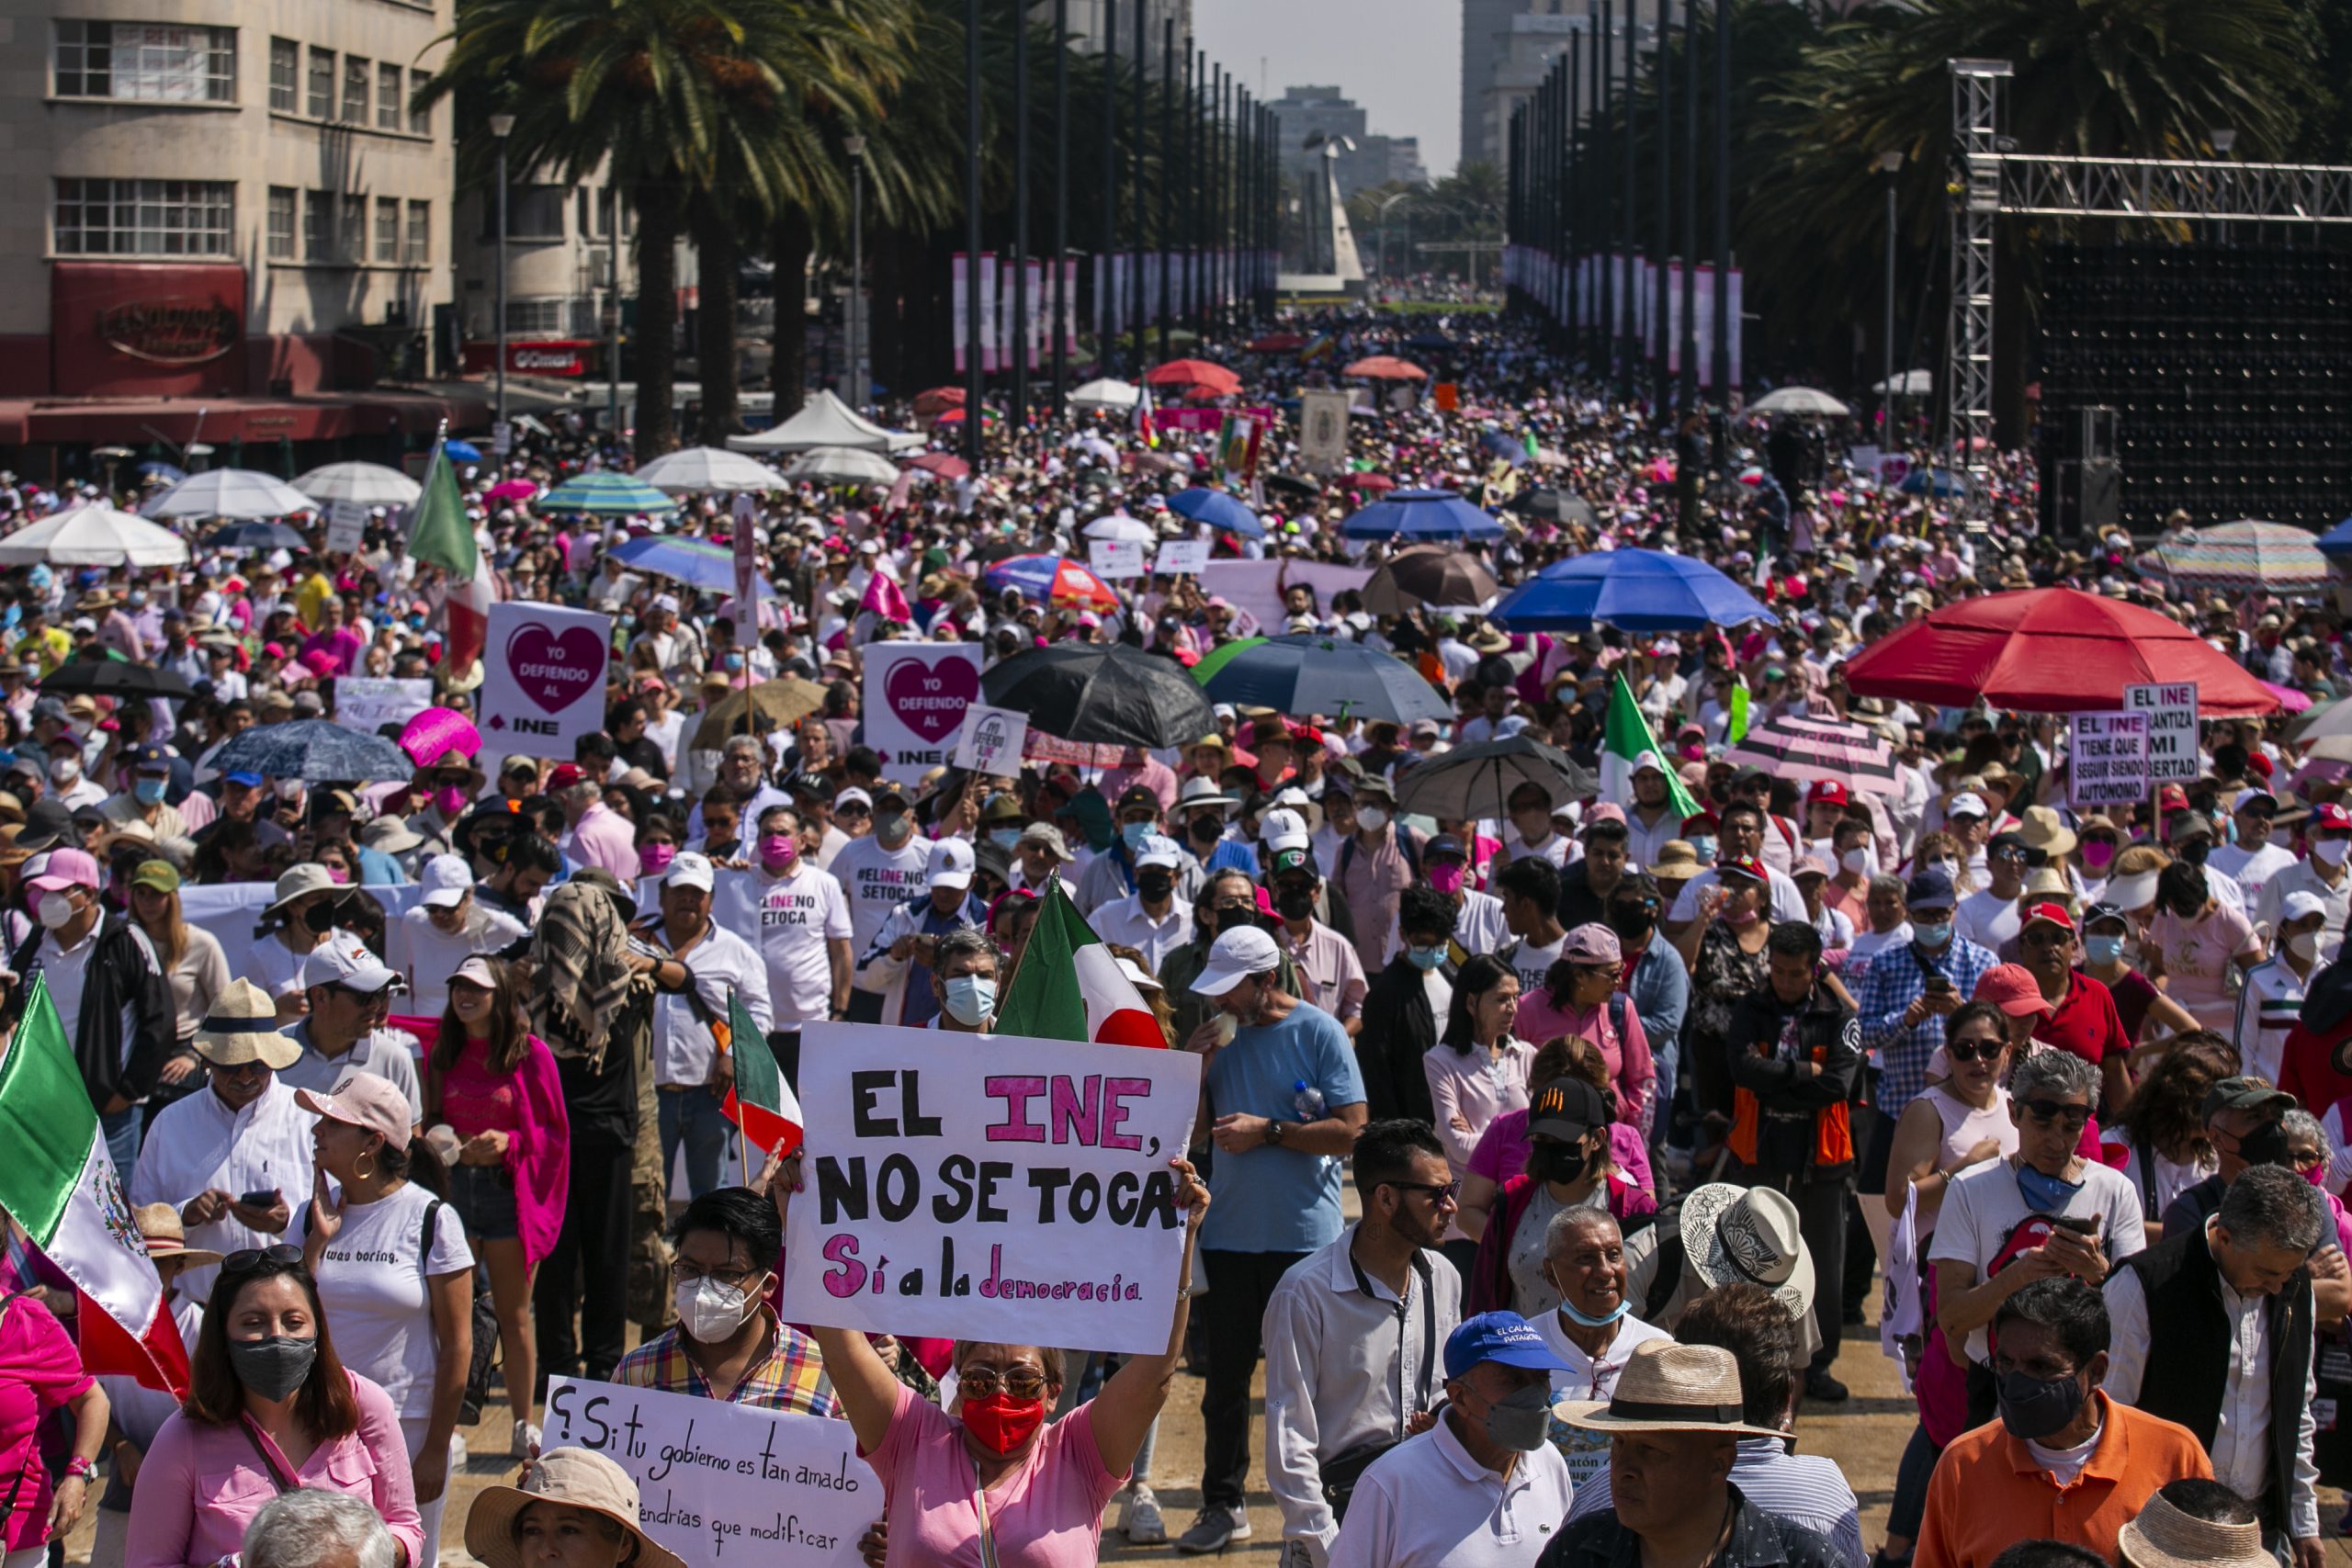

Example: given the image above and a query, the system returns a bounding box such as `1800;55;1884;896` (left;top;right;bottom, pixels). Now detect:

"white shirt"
1091;892;1192;976
1502;830;1570;869
754;863;854;1025
38;922;101;1041
1533;1309;1673;1495
828;836;933;967
2210;841;2298;906
1928;1156;2147;1364
390;901;528;1016
1327;1409;1577;1568
650;921;774;1087
1623;805;1684;874
294;1180;475;1419
130;1077;317;1306
1384;890;1511;968
1668;864;1809;926
1956;886;2024;954
277;1019;425;1124
2258;858;2352;965
2233;954;2314;1087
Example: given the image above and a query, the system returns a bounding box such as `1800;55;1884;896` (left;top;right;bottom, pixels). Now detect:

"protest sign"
2123;682;2199;783
1299;389;1351;471
861;640;983;784
1155;539;1210;577
542;1378;870;1568
2069;711;2149;807
1089;539;1146;580
325;500;368;553
779;1021;1201;1356
477;602;613;754
1197;560;1374;637
952;703;1029;775
334;676;433;734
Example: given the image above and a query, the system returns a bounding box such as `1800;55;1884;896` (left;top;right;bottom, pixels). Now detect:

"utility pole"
963;0;982;467
1051;0;1069;411
1011;1;1029;428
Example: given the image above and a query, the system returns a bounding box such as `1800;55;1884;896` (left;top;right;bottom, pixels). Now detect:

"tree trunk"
693;200;742;446
632;190;684;462
769;205;814;419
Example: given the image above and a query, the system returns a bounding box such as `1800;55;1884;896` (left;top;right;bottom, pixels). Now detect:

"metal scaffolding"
1945;60;2008;525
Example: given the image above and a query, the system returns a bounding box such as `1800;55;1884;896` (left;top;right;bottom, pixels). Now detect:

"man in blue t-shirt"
1176;924;1369;1554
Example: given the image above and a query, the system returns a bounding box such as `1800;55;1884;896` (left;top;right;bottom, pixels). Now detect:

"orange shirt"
1914;1393;2211;1568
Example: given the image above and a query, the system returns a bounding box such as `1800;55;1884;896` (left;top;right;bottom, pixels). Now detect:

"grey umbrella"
1394;735;1599;822
205;719;415;783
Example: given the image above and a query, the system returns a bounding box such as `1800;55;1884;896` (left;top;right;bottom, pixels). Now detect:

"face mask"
1121;821;1154;853
1274;887;1316;921
2083;934;2125;966
435;784;470;818
51;761;79;787
227;1335;319;1402
1539;1140;1598;1184
1689;834;1717;863
1215;905;1262;937
1931;858;1960;878
943;974;997;1026
134;777;167;806
1996;1366;2086;1443
2178;838;2211;867
1558;1291;1633;1329
2082;841;2116;872
2237;1120;2292;1169
1356;807;1390;833
1408;943;1446;971
674;1275;758;1341
1478;1382;1555;1452
36;891;75;930
758;834;798;871
2016;1164;2085;1213
2317;838;2351;869
1189;815;1223;842
959;1390;1046;1455
1840;847;1871;875
1608;905;1654;943
989;827;1024;851
2290;931;2322;962
722;653;744;672
639;843;676;876
324;865;351;886
1136;871;1176;901
876;812;912;847
1913;920;1952;948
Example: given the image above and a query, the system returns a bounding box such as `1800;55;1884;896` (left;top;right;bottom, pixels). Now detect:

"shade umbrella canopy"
727;390;922;455
1749;386;1849;417
981;642;1217;750
201;521;311;554
0;503;189;567
2295;698;2352;744
1723;716;1904;796
1477;431;1528;467
537;472;679;516
1899;468;1964;497
1342;472;1396;493
292;461;421;507
981;555;1120;613
1341;489;1504;543
483;479;539;505
1873;369;1933;396
607;536;775;596
1507;489;1600;527
1264;472;1321;501
1066;378;1141;412
1395;735;1600;822
2133;520;2332;593
1840;587;2280;716
1246;332;1306;352
903;452;971;480
634;446;790;494
135;461;185;484
1166;487;1264;540
912;386;966;416
143;468;316;521
1343;355;1430;380
1363;546;1499;615
1489;548;1780;633
690;677;829;750
444;440;484;464
1192;634;1452;724
784;446;900;486
1081;513;1154;543
207;719;414;783
40;654;193;700
2318;517;2352;561
1143;359;1241;394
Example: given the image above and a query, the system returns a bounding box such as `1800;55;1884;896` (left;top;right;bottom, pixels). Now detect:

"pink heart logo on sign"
504;622;606;716
884;654;978;746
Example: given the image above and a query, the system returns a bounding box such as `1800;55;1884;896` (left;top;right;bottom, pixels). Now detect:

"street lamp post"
845;134;867;411
1877;149;1901;440
489;112;514;428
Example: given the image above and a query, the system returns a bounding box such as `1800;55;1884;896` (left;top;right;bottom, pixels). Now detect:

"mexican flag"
1600;670;1702;824
720;992;803;1159
0;978;188;1394
995;884;1165;1048
408;438;497;678
1135;385;1159;450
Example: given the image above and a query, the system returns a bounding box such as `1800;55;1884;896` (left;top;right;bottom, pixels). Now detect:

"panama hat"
191;979;301;1069
465;1449;687;1568
131;1202;222;1269
1678;1182;1816;1328
1554;1339;1784;1438
2116;1491;2272;1568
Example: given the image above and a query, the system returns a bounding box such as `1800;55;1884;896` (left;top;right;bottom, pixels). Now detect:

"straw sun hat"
191;979;300;1070
1553;1339;1785;1437
2116;1491;2272;1568
466;1449;688;1568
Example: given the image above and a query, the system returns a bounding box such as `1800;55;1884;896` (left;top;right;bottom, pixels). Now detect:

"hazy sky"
1193;0;1462;176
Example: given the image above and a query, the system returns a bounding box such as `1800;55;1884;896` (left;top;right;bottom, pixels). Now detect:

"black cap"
1115;784;1161;816
16;797;74;852
1426;833;1467;861
1528;1077;1610;1142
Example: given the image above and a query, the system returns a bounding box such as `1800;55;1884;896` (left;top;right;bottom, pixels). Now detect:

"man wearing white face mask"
927;926;999;1032
2235;891;2328;1086
2257;803;2352;965
615;1186;837;1414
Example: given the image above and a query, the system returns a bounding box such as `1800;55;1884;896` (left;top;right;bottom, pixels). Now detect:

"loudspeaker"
2077;406;2117;463
2079;457;2120;531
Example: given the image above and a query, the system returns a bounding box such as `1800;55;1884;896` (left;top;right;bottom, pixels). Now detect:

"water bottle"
1292;1080;1326;1121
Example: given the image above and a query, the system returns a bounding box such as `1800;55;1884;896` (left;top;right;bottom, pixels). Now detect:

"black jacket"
7;912;175;1111
1722;978;1863;1178
1355;955;1447;1125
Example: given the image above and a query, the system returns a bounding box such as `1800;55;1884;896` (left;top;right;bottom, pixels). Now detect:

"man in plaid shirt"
1853;868;1997;1187
616;1186;837;1416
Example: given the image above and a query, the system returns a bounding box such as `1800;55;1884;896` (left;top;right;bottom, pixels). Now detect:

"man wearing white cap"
636;851;771;1199
2235;889;2327;1085
2209;789;2296;905
390;853;527;1016
856;837;988;1030
628;594;704;686
278;931;425;1124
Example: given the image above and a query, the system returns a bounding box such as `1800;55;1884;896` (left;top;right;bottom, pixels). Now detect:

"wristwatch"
63;1456;97;1483
1265;1120;1289;1147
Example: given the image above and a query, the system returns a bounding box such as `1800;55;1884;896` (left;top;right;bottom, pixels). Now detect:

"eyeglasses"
2022;928;2073;948
200;1055;270;1077
221;1244;303;1276
1946;1039;2004;1065
957;1366;1049;1400
2022;1098;2092;1132
835;806;871;819
669;1260;762;1289
1385;1179;1463;1204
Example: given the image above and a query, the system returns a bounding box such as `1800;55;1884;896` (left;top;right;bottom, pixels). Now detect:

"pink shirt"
0;1297;92;1551
562;800;642;882
865;1382;1125;1568
1509;993;1656;1128
126;1371;424;1568
1468;1106;1656;1199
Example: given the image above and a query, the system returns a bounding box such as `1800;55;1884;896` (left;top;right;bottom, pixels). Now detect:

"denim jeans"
100;1105;141;1182
658;1086;732;1199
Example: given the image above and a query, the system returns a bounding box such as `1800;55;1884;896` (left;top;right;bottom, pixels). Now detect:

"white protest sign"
861;640;983;784
2068;711;2149;808
477;601;613;753
1155;539;1210;577
541;1378;870;1568
334;676;433;734
1088;538;1146;580
491;420;514;457
2123;682;2200;784
325;500;368;553
952;703;1029;775
780;1021;1202;1357
1299;389;1351;472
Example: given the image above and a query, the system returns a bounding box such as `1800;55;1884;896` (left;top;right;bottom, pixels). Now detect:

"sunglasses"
1946;1039;2004;1065
2022;1098;2092;1132
221;1244;302;1275
2023;927;2073;948
1385;1179;1463;1204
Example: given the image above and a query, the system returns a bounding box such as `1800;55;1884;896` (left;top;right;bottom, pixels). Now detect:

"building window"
266;186;296;258
505;299;569;335
304;188;334;260
377;62;401;130
337;191;365;260
374;196;401;263
408;69;429;135
342;56;368;124
597;188;616;237
268;37;297;111
55;20;234;103
307;47;334;118
482;185;567;242
405;199;429;265
55;178;233;255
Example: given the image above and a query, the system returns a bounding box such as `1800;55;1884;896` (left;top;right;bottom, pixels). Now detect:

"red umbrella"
1341;472;1396;492
913;386;966;416
1247;332;1306;353
1144;358;1241;394
1343;355;1430;380
903;452;971;479
1841;588;2279;716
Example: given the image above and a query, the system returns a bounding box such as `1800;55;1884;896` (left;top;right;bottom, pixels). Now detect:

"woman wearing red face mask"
775;1151;1208;1567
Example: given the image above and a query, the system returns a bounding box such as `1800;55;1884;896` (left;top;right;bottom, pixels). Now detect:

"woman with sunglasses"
124;1245;422;1568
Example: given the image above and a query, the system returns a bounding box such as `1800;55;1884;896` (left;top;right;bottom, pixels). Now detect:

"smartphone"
238;1189;279;1209
1924;975;1955;995
2044;1214;2098;1237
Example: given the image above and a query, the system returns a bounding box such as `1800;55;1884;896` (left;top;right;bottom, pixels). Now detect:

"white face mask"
2290;931;2324;962
2316;838;2351;870
674;1276;757;1342
36;891;74;930
1356;807;1390;833
1840;847;1872;875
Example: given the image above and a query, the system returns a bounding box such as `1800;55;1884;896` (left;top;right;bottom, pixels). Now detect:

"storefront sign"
460;340;595;377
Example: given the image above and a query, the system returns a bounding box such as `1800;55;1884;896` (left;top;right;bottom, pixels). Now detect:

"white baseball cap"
1946;791;1988;819
1135;834;1184;871
1258;807;1308;845
2282;890;2328;922
300;931;406;995
1192;926;1281;998
833;786;873;812
664;851;716;892
927;836;975;891
418;853;474;909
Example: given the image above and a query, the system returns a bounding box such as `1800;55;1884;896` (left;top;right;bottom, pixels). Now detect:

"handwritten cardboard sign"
2069;711;2149;807
2123;682;2199;784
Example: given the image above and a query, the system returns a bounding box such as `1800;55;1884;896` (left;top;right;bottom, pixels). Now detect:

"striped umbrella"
1721;715;1905;796
981;554;1121;613
2134;520;2331;592
537;472;678;516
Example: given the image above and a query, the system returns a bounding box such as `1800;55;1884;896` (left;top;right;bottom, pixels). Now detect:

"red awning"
0;386;492;446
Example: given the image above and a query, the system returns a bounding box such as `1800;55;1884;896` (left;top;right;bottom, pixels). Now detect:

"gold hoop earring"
355;1155;375;1182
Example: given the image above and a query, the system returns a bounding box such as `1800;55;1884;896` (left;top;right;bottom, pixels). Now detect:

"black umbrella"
1394;735;1598;822
201;521;311;553
40;658;194;699
1264;472;1322;501
968;538;1031;568
980;642;1217;750
205;719;413;783
1506;489;1600;527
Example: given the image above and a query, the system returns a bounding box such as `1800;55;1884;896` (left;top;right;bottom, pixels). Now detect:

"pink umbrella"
2263;680;2314;714
484;479;537;504
399;706;481;770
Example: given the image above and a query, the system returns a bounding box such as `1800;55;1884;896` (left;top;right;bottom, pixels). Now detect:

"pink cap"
295;1075;413;1152
1561;922;1623;964
28;848;98;893
1973;964;2055;1018
1583;802;1627;829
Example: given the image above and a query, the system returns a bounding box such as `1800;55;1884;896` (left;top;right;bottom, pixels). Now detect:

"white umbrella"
1068;378;1141;412
1749;386;1849;417
290;461;423;508
784;446;900;486
1076;434;1121;464
1082;513;1154;543
142;468;317;521
633;446;790;494
0;503;189;567
1872;369;1933;396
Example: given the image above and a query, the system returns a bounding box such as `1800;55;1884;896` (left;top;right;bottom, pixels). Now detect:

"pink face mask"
434;784;470;818
639;843;676;875
758;834;798;870
325;865;351;885
1429;863;1467;896
2304;1159;2327;1189
2082;840;2116;872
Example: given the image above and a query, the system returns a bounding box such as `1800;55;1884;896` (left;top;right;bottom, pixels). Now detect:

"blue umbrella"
1487;548;1781;632
443;440;483;465
206;719;413;783
538;472;679;516
2318;517;2352;560
1477;431;1528;468
1340;489;1506;542
1166;487;1265;539
608;535;775;596
135;460;186;482
1897;468;1963;497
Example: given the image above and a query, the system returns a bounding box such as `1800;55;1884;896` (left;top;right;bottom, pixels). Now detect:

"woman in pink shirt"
775;1152;1207;1567
1424;954;1536;1279
126;1247;423;1568
1512;922;1656;1132
0;1292;107;1568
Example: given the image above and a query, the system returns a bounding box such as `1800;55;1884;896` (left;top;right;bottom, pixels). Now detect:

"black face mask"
1538;1139;1599;1184
1189;816;1223;841
1136;871;1176;901
1274;887;1316;921
1995;1366;2086;1442
1210;905;1260;940
1607;904;1655;942
2237;1119;2292;1169
301;901;336;933
2178;838;2211;867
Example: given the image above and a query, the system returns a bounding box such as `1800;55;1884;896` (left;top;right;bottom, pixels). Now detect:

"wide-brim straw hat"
192;978;300;1070
466;1449;688;1568
1679;1182;1816;1328
1554;1340;1785;1438
2117;1492;2272;1568
130;1201;222;1268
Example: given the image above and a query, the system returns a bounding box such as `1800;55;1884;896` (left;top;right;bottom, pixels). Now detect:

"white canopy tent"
726;390;922;456
0;503;190;567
